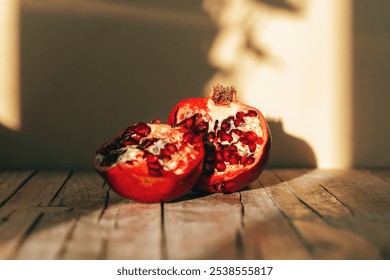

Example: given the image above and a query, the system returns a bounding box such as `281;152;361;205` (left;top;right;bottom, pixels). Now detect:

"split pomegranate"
93;122;204;203
167;84;271;193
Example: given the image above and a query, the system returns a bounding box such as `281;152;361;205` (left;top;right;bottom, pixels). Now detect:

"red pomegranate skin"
167;84;271;193
93;123;205;203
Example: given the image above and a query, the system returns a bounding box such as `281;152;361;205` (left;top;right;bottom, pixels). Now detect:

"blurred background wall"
0;0;389;170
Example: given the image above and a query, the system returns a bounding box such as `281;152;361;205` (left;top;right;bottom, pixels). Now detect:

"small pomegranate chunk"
167;84;271;193
93;122;204;203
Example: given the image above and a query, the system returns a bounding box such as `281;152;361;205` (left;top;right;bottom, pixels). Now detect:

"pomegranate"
93;121;204;203
167;84;271;193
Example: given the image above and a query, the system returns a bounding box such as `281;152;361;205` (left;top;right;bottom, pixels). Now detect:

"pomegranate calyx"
211;84;237;105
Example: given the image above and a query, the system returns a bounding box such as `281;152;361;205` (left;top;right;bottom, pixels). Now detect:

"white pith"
177;100;264;173
96;124;198;175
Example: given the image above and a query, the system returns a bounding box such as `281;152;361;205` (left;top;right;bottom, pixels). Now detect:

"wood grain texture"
240;172;311;259
164;192;242;259
0;170;37;209
0;169;389;260
261;170;381;259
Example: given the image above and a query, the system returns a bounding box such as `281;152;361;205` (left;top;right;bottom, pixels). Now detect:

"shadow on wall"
267;120;316;168
203;0;307;90
203;0;316;168
0;0;217;169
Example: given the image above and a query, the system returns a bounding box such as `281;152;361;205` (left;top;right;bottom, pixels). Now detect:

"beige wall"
0;0;389;169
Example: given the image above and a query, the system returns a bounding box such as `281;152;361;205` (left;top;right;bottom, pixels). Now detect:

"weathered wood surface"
0;169;389;260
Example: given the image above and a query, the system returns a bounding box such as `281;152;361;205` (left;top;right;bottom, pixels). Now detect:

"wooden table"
0;169;389;260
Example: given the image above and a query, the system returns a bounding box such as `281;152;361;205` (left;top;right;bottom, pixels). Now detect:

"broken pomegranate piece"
93;122;204;203
167;84;271;193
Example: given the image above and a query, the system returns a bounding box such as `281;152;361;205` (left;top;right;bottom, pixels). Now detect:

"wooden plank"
0;171;71;217
370;169;390;184
0;209;41;259
103;195;162;260
164;192;241;259
0;171;72;259
240;171;311;259
58;208;107;260
14;210;77;260
45;171;107;259
8;171;105;259
275;169;353;220
49;175;162;260
0;170;36;207
259;170;379;259
50;171;105;209
308;169;390;217
306;169;390;258
58;191;162;259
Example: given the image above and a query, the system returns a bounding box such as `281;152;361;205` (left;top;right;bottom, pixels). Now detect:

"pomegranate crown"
211;84;237;105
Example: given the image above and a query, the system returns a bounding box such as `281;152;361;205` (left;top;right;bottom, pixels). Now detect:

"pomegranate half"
167;84;271;193
93;122;204;203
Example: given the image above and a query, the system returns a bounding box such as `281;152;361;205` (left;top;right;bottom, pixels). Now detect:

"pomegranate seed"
134;122;151;136
160;148;171;157
229;153;240;165
144;153;158;163
244;156;255;166
184;117;194;128
183;132;195;143
148;161;162;169
101;158;111;166
150;119;161;124
206;131;216;142
244;131;258;142
223;150;231;162
138;138;158;149
236;111;247;119
233;118;245;127
215;161;226;172
216;143;227;152
123;139;137;146
159;155;171;161
105;152;121;164
247;110;258;117
220;119;231;132
123;126;135;136
239;137;250;145
165;143;177;154
193;113;202;121
248;142;257;152
257;137;264;145
240;155;248;165
215;152;224;161
231;129;243;137
196;120;209;133
219;132;233;142
211;181;226;192
130;134;143;142
227;145;238;152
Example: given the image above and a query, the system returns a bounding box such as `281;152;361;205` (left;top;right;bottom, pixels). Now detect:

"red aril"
93;122;204;203
167;84;271;193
